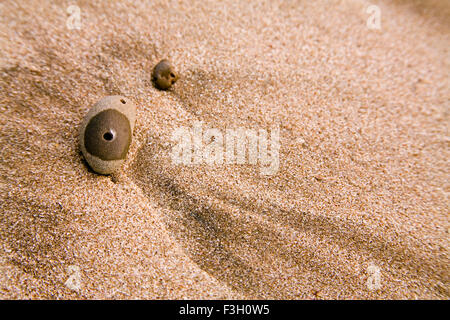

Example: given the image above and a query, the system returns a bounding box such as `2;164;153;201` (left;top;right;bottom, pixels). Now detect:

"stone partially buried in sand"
152;59;179;90
79;96;136;175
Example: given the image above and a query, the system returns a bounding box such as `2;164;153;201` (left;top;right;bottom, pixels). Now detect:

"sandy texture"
0;0;448;299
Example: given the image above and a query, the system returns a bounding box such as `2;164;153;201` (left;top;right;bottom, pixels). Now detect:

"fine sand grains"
0;0;449;299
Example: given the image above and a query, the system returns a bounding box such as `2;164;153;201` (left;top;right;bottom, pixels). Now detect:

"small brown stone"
152;59;178;90
79;96;136;175
84;109;131;161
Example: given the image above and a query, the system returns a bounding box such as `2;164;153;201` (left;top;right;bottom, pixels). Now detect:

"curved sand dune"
0;0;448;299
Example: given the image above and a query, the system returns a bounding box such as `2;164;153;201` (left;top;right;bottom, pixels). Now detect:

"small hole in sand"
103;132;114;141
120;99;126;104
170;73;175;78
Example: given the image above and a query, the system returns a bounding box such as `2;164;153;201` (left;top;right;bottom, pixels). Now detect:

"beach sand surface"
0;0;448;299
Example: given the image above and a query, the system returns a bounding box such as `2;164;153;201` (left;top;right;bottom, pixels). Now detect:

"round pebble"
152;59;179;90
79;95;136;175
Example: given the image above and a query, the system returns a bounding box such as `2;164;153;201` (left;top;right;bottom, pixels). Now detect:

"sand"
0;0;448;299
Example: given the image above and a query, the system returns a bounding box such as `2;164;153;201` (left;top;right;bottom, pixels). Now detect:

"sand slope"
0;0;448;299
